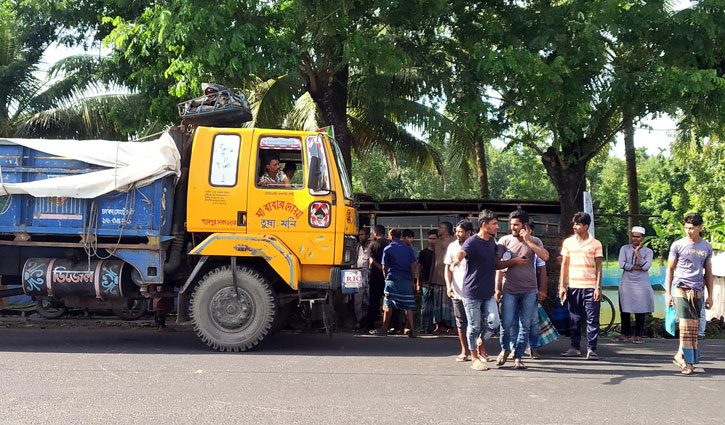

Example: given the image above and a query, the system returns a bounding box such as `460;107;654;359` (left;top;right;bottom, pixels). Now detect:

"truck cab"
179;127;358;351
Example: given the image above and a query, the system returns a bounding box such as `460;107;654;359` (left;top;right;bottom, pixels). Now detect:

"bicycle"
599;293;616;335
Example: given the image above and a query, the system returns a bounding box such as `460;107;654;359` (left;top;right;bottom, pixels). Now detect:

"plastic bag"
665;306;678;336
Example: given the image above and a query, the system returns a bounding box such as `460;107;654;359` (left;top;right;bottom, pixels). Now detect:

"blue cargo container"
0;140;174;240
0;140;175;285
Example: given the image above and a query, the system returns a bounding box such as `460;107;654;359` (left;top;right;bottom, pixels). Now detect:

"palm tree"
0;6;147;141
6;50;158;140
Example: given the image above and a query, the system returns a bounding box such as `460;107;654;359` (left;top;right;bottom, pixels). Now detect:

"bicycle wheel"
598;293;616;335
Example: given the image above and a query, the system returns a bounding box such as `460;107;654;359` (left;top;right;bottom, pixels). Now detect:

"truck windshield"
329;137;353;201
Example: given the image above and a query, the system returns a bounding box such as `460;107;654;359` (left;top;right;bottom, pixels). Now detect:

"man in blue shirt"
450;210;526;371
373;228;418;337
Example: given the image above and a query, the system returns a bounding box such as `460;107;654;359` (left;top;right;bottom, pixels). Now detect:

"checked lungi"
384;277;417;311
674;284;702;364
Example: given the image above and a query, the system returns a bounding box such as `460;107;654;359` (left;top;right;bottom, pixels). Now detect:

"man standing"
373;228;417;337
495;210;549;369
444;220;473;362
353;227;371;330
666;213;713;375
504;252;548;359
366;225;388;331
451;210;525;371
418;230;437;333
430;222;456;334
559;212;603;360
613;226;654;344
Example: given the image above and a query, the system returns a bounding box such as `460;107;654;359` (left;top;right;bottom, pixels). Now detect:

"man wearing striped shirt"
558;212;603;360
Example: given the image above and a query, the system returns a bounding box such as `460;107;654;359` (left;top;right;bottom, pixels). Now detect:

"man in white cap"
612;226;654;344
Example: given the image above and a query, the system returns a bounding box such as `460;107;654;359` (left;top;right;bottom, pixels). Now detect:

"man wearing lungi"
613;226;654;344
665;213;713;375
372;228;417;337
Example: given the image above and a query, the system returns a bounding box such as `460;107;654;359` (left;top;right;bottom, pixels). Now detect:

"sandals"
496;351;509;366
586;350;599;361
632;337;644;344
672;357;686;369
530;350;542;360
612;335;630;342
561;348;581;357
672;355;695;375
470;357;489;371
370;328;387;337
456;354;470;362
513;359;527;369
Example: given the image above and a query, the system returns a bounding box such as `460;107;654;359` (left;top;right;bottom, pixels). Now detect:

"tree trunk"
473;134;490;199
540;148;588;238
308;66;353;177
623;113;640;230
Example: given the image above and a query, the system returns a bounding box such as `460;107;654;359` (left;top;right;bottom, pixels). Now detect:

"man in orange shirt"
558;212;603;360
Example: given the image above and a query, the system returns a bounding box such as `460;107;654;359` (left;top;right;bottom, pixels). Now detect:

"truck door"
246;132;337;268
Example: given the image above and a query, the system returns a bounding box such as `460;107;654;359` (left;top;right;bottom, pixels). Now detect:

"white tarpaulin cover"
0;132;181;199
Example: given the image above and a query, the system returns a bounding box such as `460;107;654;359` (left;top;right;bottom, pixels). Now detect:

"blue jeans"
510;302;540;351
499;291;538;359
462;296;500;351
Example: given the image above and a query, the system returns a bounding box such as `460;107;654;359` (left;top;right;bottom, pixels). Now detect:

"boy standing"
559;212;603;360
665;213;713;375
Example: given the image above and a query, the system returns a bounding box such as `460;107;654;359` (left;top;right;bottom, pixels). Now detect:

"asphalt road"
0;323;722;425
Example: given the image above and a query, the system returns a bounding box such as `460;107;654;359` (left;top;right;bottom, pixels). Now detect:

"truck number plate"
341;269;364;290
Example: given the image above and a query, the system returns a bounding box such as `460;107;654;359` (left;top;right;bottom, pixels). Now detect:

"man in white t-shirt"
444;219;474;362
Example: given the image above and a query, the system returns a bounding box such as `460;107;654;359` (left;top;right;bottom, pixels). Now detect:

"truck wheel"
112;299;149;321
35;299;68;319
190;265;276;352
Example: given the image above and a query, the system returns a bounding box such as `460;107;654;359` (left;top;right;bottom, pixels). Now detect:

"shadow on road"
0;326;723;378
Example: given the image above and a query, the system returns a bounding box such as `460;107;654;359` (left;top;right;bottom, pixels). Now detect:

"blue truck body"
0;140;176;285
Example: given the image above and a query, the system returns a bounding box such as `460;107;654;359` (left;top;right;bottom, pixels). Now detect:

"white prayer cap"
631;226;646;235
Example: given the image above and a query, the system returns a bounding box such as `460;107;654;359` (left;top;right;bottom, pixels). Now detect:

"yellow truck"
180;125;359;350
0;116;359;352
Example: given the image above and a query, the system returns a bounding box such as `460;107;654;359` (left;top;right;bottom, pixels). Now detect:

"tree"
96;0;450;175
454;1;725;236
0;0;57;136
0;1;145;140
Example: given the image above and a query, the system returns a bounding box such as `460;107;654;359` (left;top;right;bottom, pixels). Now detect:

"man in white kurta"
613;226;654;344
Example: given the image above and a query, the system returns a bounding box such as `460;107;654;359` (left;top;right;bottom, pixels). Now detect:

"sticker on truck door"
309;201;331;228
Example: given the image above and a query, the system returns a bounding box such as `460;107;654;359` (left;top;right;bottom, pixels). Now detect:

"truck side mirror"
308;156;321;191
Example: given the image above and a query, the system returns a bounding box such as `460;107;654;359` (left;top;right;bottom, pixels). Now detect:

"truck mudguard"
190;233;300;289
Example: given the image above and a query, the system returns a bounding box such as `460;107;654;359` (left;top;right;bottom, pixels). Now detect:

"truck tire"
190;265;276;352
112;299;149;321
35;299;68;319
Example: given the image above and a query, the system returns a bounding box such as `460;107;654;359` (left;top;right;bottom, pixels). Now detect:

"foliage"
0;0;58;135
92;0;451;172
0;1;145;139
352;142;555;201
